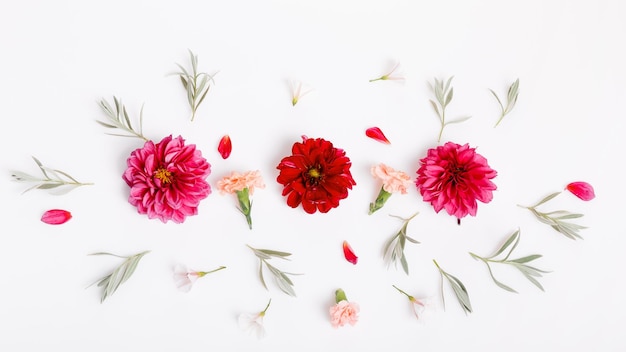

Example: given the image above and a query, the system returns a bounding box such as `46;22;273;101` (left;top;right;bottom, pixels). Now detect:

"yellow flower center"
154;168;172;183
308;168;321;178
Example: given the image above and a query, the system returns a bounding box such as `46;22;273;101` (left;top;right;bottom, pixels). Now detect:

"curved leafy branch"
383;212;420;275
470;229;549;293
11;156;93;195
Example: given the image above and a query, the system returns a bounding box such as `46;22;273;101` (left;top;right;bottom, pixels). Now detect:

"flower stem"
261;298;272;315
198;266;227;277
392;285;411;298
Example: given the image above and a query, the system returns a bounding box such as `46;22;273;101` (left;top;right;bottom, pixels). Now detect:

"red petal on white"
218;135;232;159
365;127;391;144
41;209;72;225
342;240;358;265
565;181;595;201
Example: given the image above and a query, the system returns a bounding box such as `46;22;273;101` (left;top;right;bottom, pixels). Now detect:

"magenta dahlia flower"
122;135;211;223
415;142;497;220
276;136;356;214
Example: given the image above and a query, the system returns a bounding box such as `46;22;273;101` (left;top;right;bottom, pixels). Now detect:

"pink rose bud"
41;209;72;225
365;127;391;144
218;135;232;159
565;182;595;201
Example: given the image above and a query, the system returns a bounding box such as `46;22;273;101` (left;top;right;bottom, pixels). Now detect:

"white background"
1;0;625;351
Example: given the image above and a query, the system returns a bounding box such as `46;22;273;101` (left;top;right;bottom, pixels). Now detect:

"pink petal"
41;209;72;225
566;181;595;201
218;135;232;159
342;240;358;265
365;127;391;144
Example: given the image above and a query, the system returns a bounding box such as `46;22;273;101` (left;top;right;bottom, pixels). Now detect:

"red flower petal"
218;135;232;159
41;209;72;225
365;127;391;144
342;240;358;265
565;181;595;201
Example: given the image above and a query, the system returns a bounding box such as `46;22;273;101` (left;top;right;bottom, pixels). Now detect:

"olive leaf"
11;156;93;195
247;245;300;297
519;191;587;240
88;250;150;303
491;78;519;127
172;50;217;121
433;259;472;314
429;76;471;142
470;229;549;293
383;212;420;275
96;96;148;141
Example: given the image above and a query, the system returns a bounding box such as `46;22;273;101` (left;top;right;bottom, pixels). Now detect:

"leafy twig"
429;76;471;142
490;78;519;127
383;212;420;275
470;229;549;293
11;156;93;195
519;192;587;240
433;259;472;314
247;245;300;297
88;250;150;303
173;50;217;121
96;96;148;141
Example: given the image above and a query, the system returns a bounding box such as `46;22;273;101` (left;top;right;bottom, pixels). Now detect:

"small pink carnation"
122;135;211;223
330;300;360;328
372;163;411;194
217;170;265;195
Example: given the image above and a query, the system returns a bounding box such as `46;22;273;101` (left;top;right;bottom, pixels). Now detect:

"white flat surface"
1;0;624;351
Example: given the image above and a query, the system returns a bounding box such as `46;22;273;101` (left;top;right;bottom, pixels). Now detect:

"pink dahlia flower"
415;142;497;220
123;135;211;223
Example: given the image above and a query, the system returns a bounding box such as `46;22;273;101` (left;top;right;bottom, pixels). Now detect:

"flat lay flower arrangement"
9;52;596;338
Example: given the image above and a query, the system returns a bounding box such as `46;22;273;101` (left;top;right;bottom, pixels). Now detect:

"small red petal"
365;127;391;144
218;135;232;159
565;181;595;201
342;240;358;265
41;209;72;225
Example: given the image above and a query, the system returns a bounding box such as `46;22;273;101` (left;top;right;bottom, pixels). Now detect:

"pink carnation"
217;170;265;195
330;300;360;328
415;142;497;220
122;135;211;223
371;163;411;194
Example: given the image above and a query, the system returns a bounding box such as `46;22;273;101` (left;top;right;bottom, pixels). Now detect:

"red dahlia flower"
276;136;356;214
415;142;497;220
123;135;211;223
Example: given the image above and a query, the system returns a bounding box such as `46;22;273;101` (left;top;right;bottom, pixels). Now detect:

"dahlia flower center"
306;167;324;185
448;165;466;184
154;168;173;183
308;168;321;178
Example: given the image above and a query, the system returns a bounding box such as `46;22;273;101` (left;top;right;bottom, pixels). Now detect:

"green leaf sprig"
96;96;148;141
519;192;586;240
429;76;471;143
433;259;472;314
490;78;519;127
383;212;420;275
11;156;93;195
173;50;217;121
247;245;300;297
469;229;549;293
88;250;150;303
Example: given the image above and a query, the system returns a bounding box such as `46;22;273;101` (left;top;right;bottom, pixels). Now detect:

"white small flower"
173;264;226;293
289;80;312;106
238;299;271;339
369;62;405;82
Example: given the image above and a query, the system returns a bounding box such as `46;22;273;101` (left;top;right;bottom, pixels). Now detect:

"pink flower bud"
41;209;72;225
565;182;595;201
365;127;391;144
218;135;232;159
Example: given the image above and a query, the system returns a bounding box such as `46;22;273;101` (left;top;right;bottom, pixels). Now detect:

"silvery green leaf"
405;235;420;244
12;157;93;195
400;254;409;275
488;229;520;260
445;272;472;313
446;116;472;125
532;192;562;207
96;97;148;141
489;89;504;110
89;250;150;303
258;260;268;290
258;249;292;258
511;255;542;264
444;87;454;107
485;263;518;293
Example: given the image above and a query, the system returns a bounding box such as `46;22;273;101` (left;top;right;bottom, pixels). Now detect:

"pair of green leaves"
470;229;549;293
490;78;520;127
433;259;472;314
247;245;300;297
